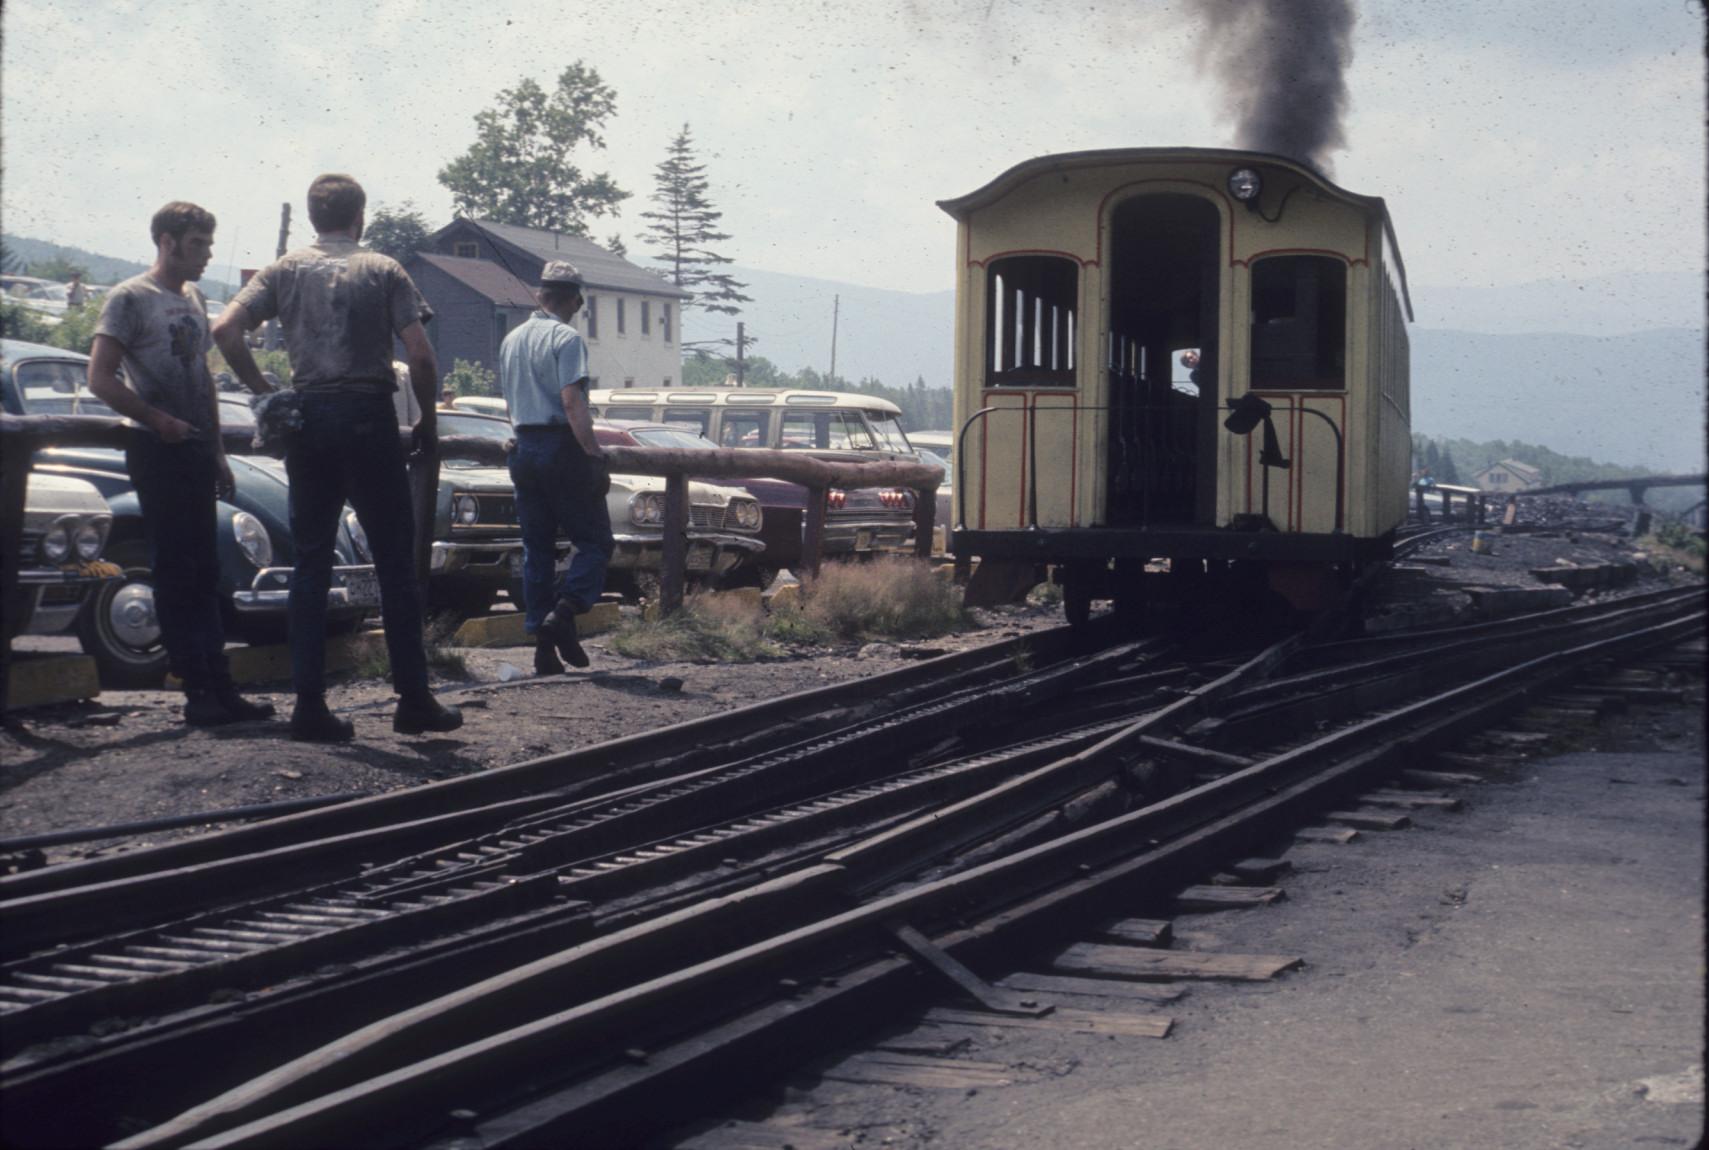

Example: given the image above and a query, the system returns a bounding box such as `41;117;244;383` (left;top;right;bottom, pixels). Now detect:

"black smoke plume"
1192;0;1357;175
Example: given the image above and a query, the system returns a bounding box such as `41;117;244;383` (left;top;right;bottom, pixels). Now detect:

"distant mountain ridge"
3;234;239;299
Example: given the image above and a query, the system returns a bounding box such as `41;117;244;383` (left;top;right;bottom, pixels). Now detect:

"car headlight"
629;491;665;526
231;510;274;568
454;494;480;526
731;498;762;530
73;515;108;561
343;510;372;562
40;517;73;563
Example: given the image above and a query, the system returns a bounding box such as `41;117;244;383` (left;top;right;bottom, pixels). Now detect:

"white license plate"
855;528;874;551
687;542;716;571
341;570;381;607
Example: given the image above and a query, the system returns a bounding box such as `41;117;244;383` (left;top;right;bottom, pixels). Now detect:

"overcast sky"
2;0;1703;296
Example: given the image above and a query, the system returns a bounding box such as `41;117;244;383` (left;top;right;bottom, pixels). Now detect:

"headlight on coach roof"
731;497;762;530
454;494;480;526
1227;167;1262;202
74;515;109;561
231;510;274;569
629;491;665;526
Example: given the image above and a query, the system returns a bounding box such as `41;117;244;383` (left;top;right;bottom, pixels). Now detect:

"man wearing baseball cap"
498;260;613;674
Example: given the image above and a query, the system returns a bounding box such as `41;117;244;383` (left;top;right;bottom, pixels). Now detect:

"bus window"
661;409;710;434
721;411;769;447
1249;255;1346;390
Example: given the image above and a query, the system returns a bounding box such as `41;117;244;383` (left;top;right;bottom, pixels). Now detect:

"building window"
585;296;598;339
1249;255;1347;390
985;255;1078;388
454;241;478;258
663;304;673;344
617;298;627;335
641;301;651;336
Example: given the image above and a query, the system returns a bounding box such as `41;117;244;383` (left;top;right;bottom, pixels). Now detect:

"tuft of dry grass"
795;556;967;642
611;593;785;662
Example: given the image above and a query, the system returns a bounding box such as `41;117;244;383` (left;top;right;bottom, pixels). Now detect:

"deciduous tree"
364;202;432;262
641;125;749;316
437;63;628;234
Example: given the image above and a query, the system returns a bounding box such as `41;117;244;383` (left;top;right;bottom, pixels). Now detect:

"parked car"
589;389;922;559
4;472;116;643
605;421;925;580
2;340;376;685
447;395;508;417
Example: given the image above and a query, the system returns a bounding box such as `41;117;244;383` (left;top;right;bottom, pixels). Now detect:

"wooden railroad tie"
1093;918;1173;946
1173;885;1286;912
1358;789;1464;812
1052;942;1302;982
923;1005;1172;1039
1295;825;1361;845
995;971;1187;1005
1327;810;1413;831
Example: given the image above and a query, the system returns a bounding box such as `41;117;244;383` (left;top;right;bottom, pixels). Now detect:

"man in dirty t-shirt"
213;172;461;743
86;201;274;726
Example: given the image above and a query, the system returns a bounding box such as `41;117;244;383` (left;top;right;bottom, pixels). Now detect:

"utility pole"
829;294;839;384
736;322;746;386
263;202;290;350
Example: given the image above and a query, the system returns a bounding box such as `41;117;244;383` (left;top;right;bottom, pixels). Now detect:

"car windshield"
630;427;714;450
868;414;912;453
914;448;948;477
11;358;108;414
438;412;513;468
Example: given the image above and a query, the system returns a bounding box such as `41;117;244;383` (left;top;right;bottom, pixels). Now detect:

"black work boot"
540;597;589;668
534;636;565;676
394;690;464;735
184;689;241;727
212;683;275;722
291;695;355;743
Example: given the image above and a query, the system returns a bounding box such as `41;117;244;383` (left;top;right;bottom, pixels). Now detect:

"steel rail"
138;605;1703;1150
0;632;1120;957
0;623;1086;902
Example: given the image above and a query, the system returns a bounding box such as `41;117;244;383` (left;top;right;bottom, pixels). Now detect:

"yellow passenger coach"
941;148;1413;622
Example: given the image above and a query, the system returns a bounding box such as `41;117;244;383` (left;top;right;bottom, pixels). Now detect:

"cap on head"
539;260;584;288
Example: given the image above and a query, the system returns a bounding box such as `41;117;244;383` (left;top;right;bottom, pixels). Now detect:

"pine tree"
641;125;750;316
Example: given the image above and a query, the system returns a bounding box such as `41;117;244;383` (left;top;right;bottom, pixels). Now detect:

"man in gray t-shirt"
86;201;274;727
212;172;460;742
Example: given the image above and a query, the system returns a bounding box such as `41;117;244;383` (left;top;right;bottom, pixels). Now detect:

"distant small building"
1472;458;1543;493
406;219;688;390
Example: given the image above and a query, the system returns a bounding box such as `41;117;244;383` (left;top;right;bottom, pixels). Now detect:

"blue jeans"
508;426;613;633
126;433;229;692
284;390;428;697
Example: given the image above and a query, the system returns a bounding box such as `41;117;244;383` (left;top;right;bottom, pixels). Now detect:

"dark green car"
1;339;376;686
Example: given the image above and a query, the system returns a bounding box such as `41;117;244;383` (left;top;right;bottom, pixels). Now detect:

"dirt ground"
2;512;1699;871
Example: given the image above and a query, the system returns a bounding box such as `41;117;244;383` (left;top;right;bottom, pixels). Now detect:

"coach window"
1249;255;1346;390
985;255;1078;388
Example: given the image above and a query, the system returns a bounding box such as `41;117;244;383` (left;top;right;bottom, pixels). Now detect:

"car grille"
40;585;85;605
477;494;518;527
689;505;727;530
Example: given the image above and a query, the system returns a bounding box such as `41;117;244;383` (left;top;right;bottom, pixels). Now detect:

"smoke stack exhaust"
1192;0;1357;176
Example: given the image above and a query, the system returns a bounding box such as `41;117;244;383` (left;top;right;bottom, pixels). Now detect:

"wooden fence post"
660;472;689;615
801;487;827;579
0;438;35;718
911;486;936;559
407;441;440;607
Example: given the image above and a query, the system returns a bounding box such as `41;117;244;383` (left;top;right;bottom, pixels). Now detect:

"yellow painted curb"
451;602;619;648
6;654;101;709
169;632;369;689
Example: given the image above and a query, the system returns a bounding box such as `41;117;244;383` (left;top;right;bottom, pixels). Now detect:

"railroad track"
1;585;1700;1149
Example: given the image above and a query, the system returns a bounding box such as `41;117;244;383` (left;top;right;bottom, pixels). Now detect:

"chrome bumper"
431;539;517;578
609;532;765;574
231;564;380;613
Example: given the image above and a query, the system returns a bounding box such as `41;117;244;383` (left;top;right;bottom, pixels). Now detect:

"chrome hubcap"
109;581;161;650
